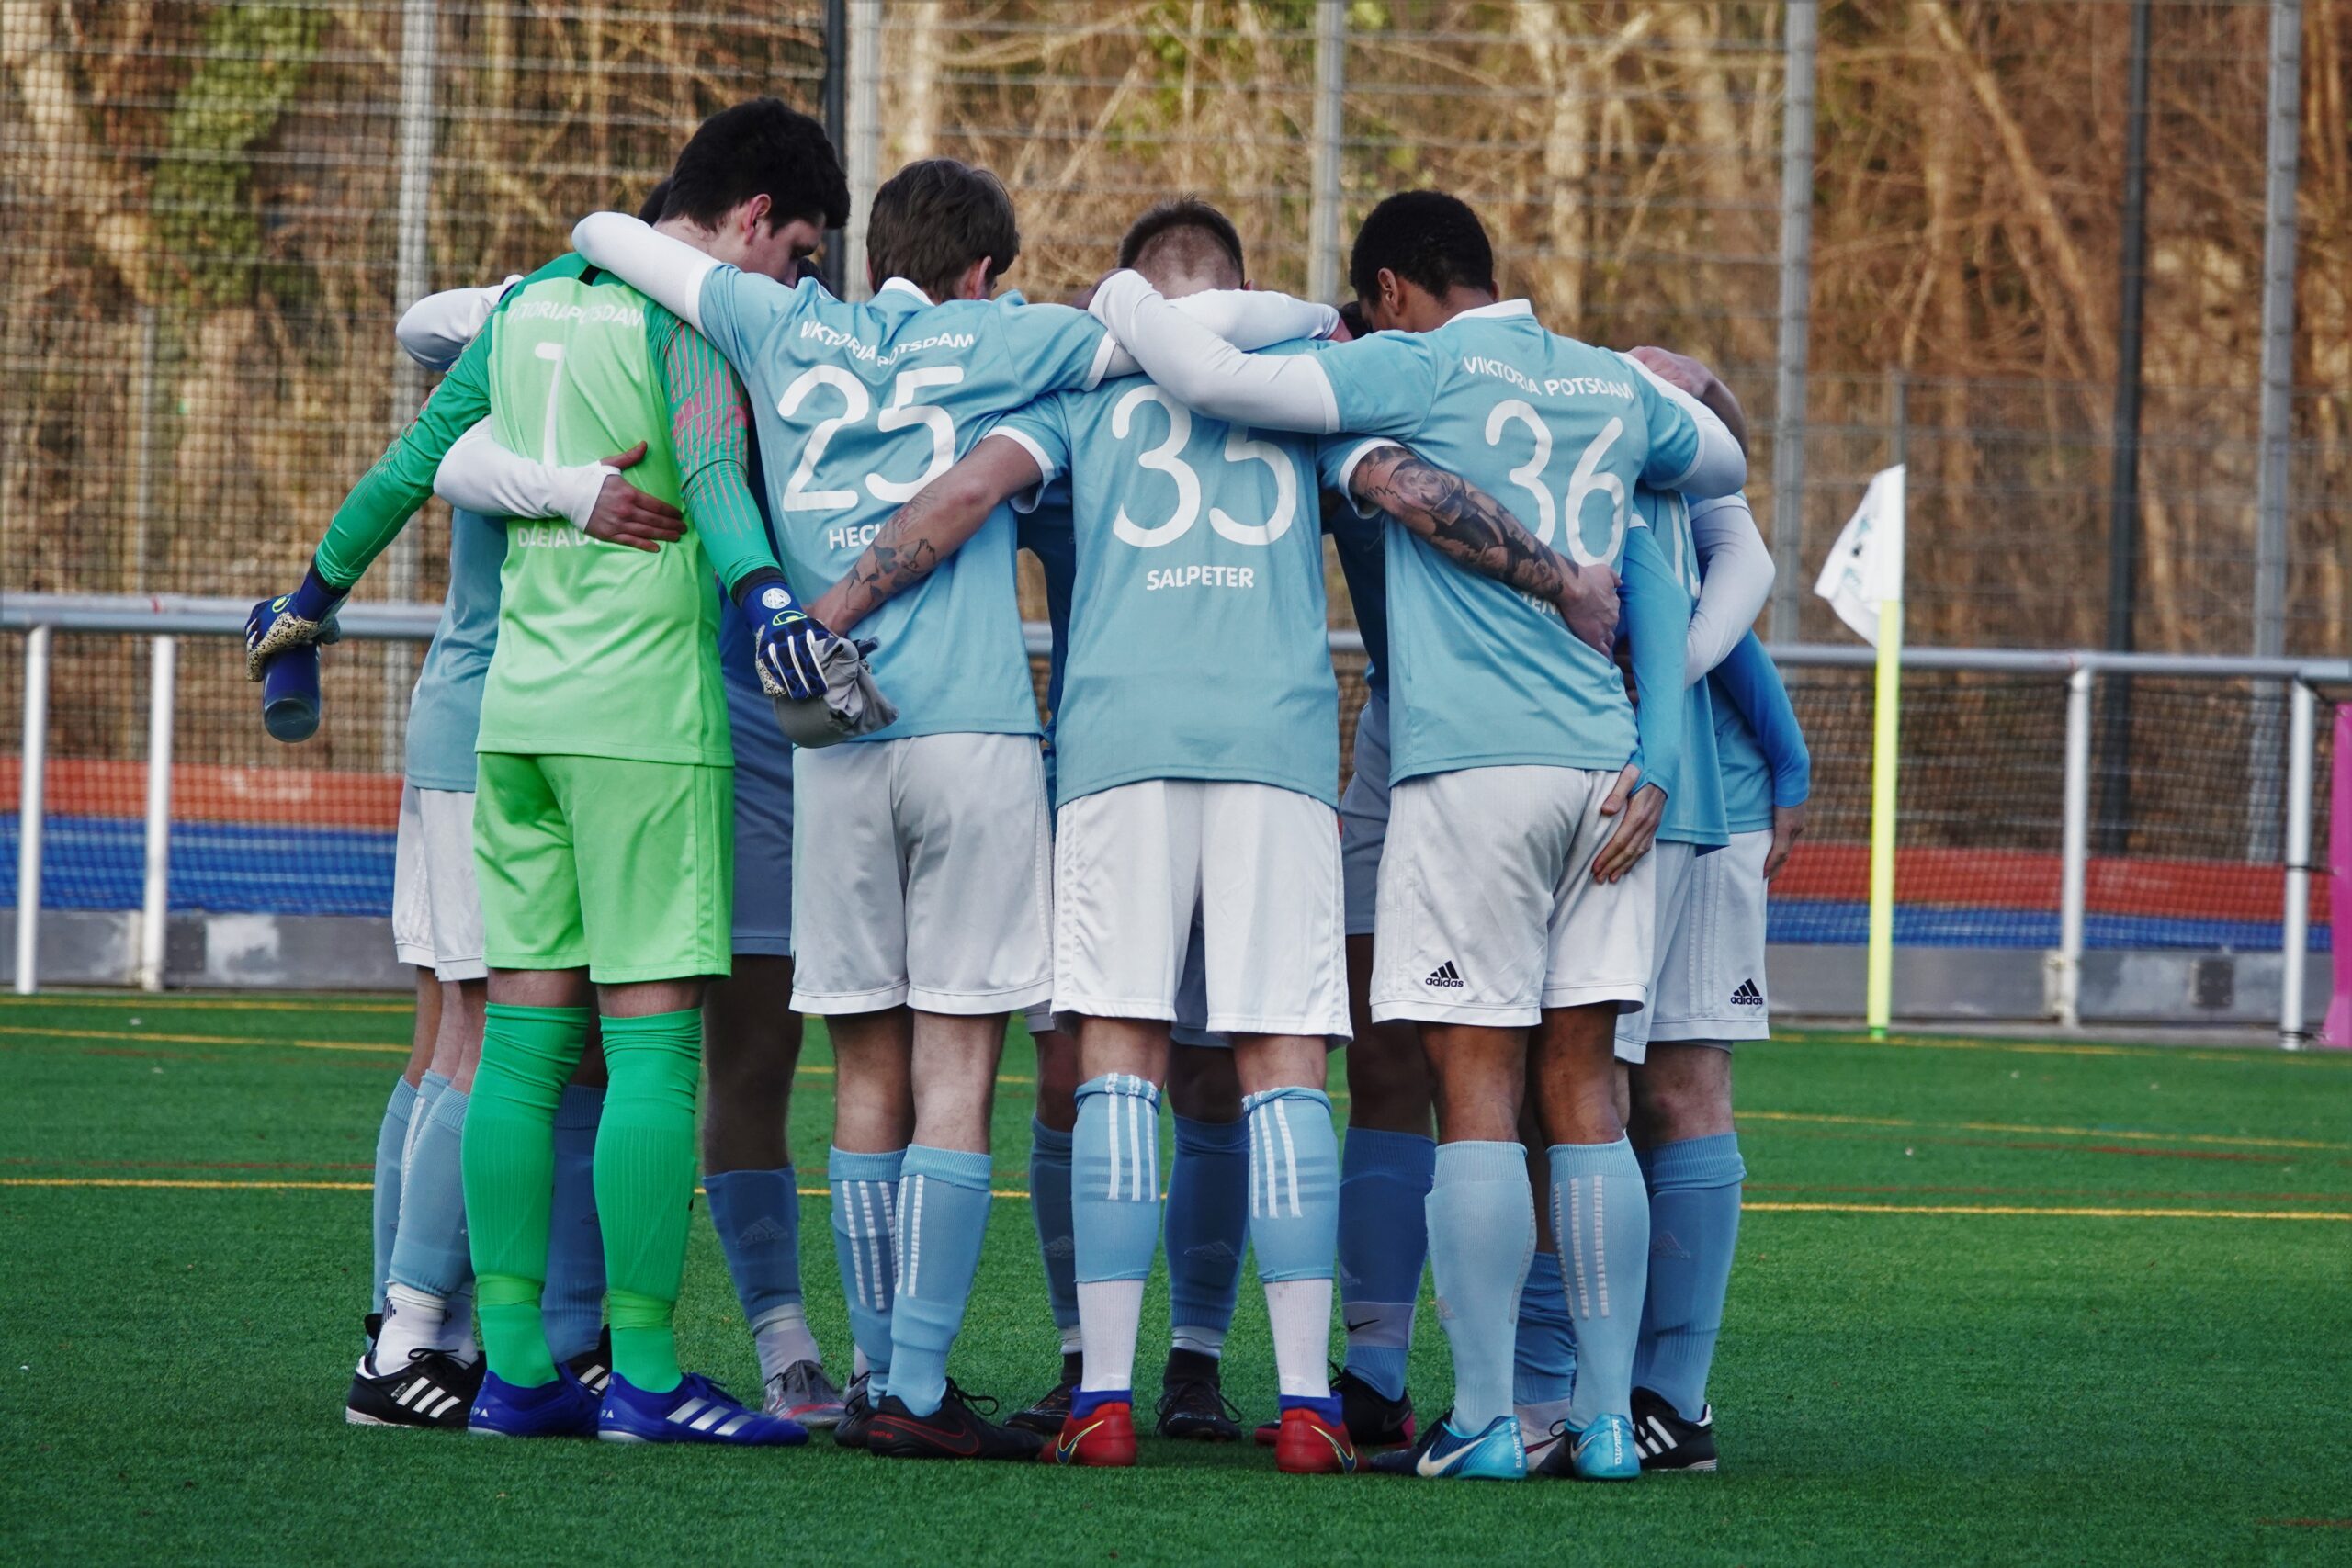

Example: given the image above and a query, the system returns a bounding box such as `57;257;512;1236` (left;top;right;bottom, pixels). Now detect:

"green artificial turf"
3;992;2348;1565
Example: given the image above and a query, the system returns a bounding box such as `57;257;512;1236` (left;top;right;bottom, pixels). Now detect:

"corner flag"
1817;465;1906;1036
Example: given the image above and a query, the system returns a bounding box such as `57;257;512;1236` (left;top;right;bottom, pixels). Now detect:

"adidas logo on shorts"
1730;978;1765;1008
1425;961;1465;989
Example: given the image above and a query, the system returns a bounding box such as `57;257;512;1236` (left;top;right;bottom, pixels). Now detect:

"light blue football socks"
1027;1118;1080;1348
1244;1086;1340;1403
888;1145;995;1417
1339;1125;1435;1400
540;1082;605;1364
830;1146;903;1398
707;1167;803;1325
1073;1074;1162;1396
1166;1113;1250;1354
368;1077;418;1317
1427;1140;1533;1432
1550;1137;1651;1429
1513;1246;1577;1435
389;1084;472;1298
1634;1133;1745;1421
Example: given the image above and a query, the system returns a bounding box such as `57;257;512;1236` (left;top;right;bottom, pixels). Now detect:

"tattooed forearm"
1351;446;1577;604
815;489;953;632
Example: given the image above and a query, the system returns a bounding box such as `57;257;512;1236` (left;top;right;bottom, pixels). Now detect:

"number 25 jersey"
696;270;1117;742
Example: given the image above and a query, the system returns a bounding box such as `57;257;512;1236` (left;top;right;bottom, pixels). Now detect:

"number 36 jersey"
697;269;1120;741
1317;299;1704;785
994;340;1344;810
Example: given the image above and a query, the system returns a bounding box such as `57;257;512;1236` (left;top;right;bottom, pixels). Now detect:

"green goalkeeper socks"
594;1009;704;1394
462;1003;591;1388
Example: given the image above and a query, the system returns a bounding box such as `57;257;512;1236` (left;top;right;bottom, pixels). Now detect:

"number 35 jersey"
696;269;1119;741
994;340;1343;810
1317;300;1704;785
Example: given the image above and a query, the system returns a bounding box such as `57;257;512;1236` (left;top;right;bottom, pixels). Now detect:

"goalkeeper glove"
738;570;831;703
245;561;346;682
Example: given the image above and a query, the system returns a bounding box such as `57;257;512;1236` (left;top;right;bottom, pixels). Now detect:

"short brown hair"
1117;197;1246;287
865;159;1021;300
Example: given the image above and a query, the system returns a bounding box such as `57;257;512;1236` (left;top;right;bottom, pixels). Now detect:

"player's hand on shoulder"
244;563;345;682
1625;345;1716;400
1766;801;1809;882
582;442;684;553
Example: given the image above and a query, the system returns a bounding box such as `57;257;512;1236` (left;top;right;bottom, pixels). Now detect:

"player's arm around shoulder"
1340;441;1620;654
805;433;1047;636
1594;523;1690;883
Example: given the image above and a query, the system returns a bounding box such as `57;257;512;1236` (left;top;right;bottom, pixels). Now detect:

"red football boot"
1273;1406;1357;1474
1046;1397;1137;1467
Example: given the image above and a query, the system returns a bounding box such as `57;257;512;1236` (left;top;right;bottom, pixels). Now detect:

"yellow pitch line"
1746;1201;2352;1222
8;1178;2346;1221
1785;1029;2349;1068
0;1024;407;1055
1737;1108;2350;1152
0;995;413;1014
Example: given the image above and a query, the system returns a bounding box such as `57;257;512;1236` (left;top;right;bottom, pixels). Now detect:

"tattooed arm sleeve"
808;434;1046;634
1344;443;1593;605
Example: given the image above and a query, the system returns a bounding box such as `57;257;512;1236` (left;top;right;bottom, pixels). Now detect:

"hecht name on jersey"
826;522;885;551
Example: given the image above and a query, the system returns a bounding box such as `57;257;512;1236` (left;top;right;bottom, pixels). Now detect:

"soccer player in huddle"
1089;189;1746;1480
572;164;1340;1459
252;98;846;1445
810;195;1624;1472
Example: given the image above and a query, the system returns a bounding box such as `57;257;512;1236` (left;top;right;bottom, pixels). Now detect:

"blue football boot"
1534;1412;1641;1481
1367;1409;1526;1480
598;1371;808;1446
468;1366;600;1438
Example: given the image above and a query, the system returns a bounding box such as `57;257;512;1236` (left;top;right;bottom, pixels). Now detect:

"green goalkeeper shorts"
473;752;733;983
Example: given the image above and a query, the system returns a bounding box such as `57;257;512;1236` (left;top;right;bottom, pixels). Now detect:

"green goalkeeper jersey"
311;253;781;768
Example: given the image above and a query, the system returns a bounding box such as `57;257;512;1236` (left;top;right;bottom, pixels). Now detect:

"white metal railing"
4;592;2345;1041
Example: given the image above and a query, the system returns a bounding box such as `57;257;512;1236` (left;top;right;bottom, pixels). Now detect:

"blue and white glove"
738;571;831;703
245;562;347;682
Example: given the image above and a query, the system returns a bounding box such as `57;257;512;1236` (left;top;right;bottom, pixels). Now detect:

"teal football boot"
1535;1412;1641;1481
1368;1410;1526;1481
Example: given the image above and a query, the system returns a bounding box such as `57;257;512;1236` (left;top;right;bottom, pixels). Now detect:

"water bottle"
261;642;322;742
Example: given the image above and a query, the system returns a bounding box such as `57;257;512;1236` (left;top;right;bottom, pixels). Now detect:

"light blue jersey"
997;343;1340;807
402;507;506;792
1316;302;1704;784
1634;485;1727;851
1710;632;1810;832
695;271;1113;742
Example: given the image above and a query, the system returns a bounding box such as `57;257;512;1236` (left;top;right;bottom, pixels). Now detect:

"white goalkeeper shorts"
1642;828;1773;1049
1338;689;1391;939
1611;839;1700;1065
1371;764;1654;1029
391;782;487;982
1054;779;1347;1043
790;732;1053;1018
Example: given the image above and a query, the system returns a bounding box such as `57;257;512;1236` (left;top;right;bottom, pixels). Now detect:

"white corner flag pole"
1815;466;1906;1037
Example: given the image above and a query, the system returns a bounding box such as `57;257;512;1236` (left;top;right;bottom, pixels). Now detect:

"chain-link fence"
2;1;2346;993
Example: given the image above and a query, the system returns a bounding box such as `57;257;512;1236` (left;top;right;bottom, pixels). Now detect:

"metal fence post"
1767;0;1819;642
14;626;51;996
2246;0;2304;861
2280;679;2315;1045
844;0;883;302
383;0;438;772
2053;665;2093;1027
140;636;176;993
1306;0;1347;302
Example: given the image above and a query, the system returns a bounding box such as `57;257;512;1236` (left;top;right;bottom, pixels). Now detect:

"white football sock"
1059;1326;1084;1357
752;1303;822;1382
1077;1280;1144;1393
1265;1279;1334;1401
1170;1324;1226;1359
369;1283;449;1375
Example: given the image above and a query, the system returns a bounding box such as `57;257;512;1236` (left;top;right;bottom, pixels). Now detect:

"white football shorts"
391;782;488;982
1338;688;1391;940
789;731;1053;1017
1371;764;1654;1028
1054;778;1347;1043
1611;839;1699;1065
1644;827;1773;1048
